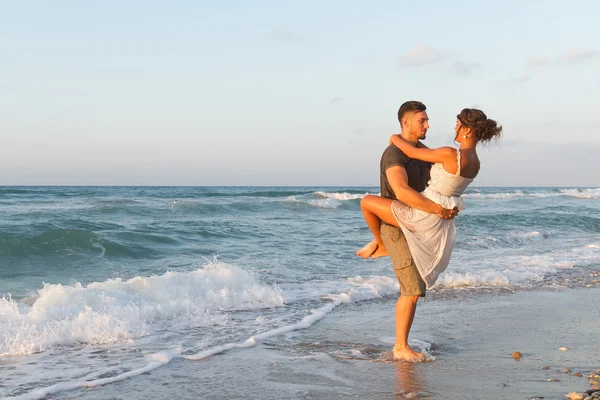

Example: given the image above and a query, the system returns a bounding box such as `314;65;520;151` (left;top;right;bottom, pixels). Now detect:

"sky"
1;0;599;186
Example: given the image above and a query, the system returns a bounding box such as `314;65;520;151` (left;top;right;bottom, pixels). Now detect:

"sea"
1;186;599;399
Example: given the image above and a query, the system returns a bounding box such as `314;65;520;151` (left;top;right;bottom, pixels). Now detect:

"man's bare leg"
356;195;399;258
393;295;425;362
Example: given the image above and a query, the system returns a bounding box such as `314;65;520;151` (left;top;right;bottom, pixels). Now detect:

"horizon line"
1;184;598;189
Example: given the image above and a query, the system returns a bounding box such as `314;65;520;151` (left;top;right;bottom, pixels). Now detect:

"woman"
356;108;502;288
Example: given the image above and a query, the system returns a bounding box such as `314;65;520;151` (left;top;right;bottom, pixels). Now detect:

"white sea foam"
90;239;106;257
559;188;600;199
314;191;374;201
8;239;599;399
505;230;551;244
461;230;552;250
307;198;342;208
435;270;511;288
9;274;402;400
0;262;283;356
463;188;600;200
462;190;527;199
5;352;177;400
436;242;599;289
184;274;400;362
339;275;400;301
283;191;378;208
519;231;541;238
283;195;342;208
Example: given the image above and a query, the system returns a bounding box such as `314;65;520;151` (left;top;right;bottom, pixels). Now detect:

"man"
379;101;457;361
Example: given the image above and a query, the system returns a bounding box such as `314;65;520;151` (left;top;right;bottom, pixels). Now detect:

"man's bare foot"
393;345;425;362
370;244;388;258
356;240;378;258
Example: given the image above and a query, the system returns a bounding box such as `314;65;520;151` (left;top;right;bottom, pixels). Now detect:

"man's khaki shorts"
380;223;426;297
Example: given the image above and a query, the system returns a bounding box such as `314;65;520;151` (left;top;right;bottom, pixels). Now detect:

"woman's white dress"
391;150;473;288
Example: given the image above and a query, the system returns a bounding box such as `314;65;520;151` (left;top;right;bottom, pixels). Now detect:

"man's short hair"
397;101;427;123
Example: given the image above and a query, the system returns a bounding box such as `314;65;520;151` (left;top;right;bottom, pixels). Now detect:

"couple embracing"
356;101;502;361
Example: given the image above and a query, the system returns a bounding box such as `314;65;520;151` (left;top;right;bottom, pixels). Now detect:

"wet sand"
61;286;600;399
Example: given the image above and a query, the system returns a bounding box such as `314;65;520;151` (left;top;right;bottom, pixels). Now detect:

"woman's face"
454;119;463;142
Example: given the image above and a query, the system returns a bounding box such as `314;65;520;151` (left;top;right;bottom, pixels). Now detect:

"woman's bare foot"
370;244;388;258
393;345;425;362
356;240;378;258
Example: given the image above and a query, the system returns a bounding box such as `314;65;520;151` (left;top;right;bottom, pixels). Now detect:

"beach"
1;186;599;399
4;1;600;397
19;286;598;400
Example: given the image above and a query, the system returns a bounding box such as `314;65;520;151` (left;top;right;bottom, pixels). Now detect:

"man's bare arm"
386;166;456;218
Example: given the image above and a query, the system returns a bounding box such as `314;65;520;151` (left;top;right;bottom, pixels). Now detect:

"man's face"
406;111;429;140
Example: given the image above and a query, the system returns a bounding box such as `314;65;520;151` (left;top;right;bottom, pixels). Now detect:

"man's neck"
400;131;419;146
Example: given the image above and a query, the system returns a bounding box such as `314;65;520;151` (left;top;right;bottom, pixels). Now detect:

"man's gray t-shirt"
380;144;431;201
380;143;431;290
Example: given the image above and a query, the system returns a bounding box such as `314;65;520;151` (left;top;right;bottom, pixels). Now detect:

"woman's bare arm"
390;134;455;164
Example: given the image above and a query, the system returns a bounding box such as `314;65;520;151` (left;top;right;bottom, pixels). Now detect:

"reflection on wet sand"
394;361;427;398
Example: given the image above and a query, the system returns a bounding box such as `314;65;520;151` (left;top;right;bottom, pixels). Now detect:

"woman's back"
428;149;475;198
439;148;479;179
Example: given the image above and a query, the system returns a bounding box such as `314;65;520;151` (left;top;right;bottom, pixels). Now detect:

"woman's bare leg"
356;195;401;258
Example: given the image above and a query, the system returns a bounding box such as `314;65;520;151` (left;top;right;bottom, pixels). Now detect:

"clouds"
399;44;446;67
398;44;479;78
510;47;599;83
527;56;552;68
451;61;481;78
528;47;600;68
400;44;599;84
507;74;531;84
562;48;600;62
269;26;299;42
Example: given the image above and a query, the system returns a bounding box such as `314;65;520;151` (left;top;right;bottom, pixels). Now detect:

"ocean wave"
434;259;576;289
6;273;401;400
462;190;527;199
282;191;377;209
438;242;600;289
167;198;279;213
184;189;318;198
0;188;35;195
558;188;600;199
92;198;141;206
0;262;283;356
463;188;600;200
459;211;600;235
283;196;342;209
86;198;143;213
6;262;598;399
313;191;375;201
0;229;140;258
458;230;552;249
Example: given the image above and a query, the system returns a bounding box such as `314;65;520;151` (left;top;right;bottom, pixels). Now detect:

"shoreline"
45;285;600;400
290;285;600;399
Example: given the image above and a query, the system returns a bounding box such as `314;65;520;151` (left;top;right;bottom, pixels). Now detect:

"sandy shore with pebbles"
276;285;600;400
297;285;600;400
52;285;600;400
